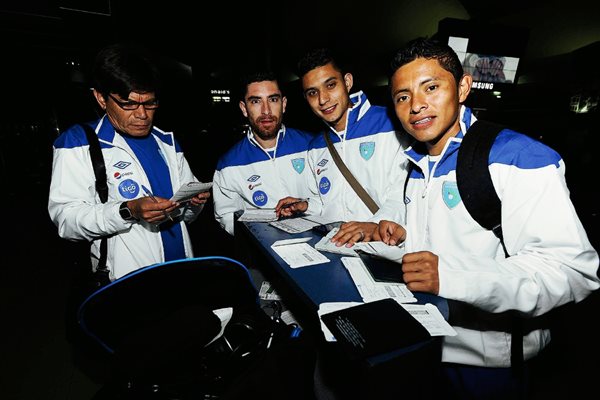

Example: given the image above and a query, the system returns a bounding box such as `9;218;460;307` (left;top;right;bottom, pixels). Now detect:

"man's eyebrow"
303;77;337;95
391;77;437;97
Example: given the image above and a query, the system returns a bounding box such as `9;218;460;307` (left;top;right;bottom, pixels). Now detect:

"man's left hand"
330;221;378;247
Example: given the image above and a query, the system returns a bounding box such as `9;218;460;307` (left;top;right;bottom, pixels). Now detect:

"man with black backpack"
48;42;210;282
378;37;599;398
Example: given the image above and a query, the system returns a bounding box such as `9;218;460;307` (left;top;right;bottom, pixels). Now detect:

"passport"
320;298;431;359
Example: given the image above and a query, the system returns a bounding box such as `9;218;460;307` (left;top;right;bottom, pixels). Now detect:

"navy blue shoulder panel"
348;104;396;141
490;129;561;169
53;123;90;149
217;128;313;170
54;121;115;150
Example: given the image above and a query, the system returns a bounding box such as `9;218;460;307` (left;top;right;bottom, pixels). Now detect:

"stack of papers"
270;237;329;268
170;181;213;202
238;208;278;222
269;217;322;233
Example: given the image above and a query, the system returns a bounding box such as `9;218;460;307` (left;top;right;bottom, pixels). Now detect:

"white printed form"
269;217;321;233
170;181;213;202
271;237;330;268
238;208;278;222
341;257;416;303
400;303;457;337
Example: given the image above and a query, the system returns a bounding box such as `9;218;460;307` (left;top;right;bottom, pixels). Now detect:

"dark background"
0;1;598;399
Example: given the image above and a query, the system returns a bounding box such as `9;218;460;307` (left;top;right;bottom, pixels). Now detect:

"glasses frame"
108;94;160;110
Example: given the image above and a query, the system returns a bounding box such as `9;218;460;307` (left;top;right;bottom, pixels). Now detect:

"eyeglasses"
108;94;160;110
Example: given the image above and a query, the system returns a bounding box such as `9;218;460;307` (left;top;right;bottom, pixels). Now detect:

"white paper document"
341;257;416;303
354;241;406;263
271;237;330;268
400;303;457;337
315;227;359;256
170;181;213;202
238;208;278;222
269;217;322;233
318;302;363;342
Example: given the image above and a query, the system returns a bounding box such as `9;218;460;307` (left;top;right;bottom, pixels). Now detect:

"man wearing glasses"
48;42;210;282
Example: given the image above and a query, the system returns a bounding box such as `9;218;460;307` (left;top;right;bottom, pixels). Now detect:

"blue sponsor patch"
113;161;131;169
359;141;375;160
247;174;260;182
442;181;461;209
319;177;331;195
291;158;305;174
253;190;268;206
317;159;329;167
118;179;140;199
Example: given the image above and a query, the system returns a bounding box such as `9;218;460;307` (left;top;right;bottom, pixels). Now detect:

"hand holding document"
170;181;213;203
353;241;405;263
315;227;359;256
238;208;278;222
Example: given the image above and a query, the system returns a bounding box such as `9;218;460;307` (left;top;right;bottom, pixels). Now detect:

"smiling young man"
380;37;599;398
212;71;314;235
48;42;210;281
276;48;410;245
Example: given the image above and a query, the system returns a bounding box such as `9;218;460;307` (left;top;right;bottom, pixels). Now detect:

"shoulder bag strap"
81;124;109;273
324;132;379;214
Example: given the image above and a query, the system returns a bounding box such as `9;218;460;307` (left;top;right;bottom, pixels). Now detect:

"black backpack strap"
81;124;110;278
81;124;108;203
456;120;508;257
455;120;527;382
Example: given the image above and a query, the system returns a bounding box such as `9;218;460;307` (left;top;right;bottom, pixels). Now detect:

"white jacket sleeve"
48;144;131;241
438;158;599;317
212;168;244;235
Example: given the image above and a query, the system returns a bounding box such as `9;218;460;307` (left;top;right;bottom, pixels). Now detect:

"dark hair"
296;48;344;78
238;70;280;101
388;37;463;85
92;42;161;99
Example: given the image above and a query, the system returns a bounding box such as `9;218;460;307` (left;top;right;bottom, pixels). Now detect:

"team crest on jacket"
442;181;461;209
291;158;305;174
359;142;375;160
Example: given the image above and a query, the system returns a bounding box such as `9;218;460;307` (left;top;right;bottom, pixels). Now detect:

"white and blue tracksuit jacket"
404;106;599;367
48;116;203;279
304;91;410;223
213;126;315;235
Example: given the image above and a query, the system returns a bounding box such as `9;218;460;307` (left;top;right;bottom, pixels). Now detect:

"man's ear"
282;96;287;114
344;73;354;92
93;89;107;110
239;100;248;118
458;74;472;103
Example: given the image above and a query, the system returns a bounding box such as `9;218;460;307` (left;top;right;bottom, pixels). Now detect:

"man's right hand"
378;220;406;246
275;196;308;218
128;196;179;223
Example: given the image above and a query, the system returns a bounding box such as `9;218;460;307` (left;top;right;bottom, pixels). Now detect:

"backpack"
404;120;560;376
